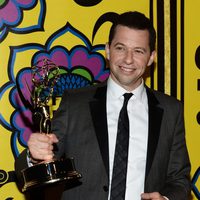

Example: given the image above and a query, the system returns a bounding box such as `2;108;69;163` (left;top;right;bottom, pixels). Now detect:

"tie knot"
122;93;133;109
123;93;133;102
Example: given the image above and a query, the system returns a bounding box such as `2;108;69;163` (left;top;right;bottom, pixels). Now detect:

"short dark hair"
108;11;156;53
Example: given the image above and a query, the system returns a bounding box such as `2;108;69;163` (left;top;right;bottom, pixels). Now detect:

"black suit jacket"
15;81;191;200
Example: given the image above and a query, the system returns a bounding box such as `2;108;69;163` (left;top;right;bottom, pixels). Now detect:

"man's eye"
116;46;124;50
135;49;144;54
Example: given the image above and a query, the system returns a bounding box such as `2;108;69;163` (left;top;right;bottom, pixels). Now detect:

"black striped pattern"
149;0;185;101
170;0;177;97
180;0;185;102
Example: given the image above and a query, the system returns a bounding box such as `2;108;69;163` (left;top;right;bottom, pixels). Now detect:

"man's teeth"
121;67;134;72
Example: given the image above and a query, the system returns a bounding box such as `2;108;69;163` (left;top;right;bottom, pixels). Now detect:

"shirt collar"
107;76;146;102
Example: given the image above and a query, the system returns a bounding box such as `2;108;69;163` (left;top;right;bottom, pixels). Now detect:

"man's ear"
147;50;156;66
105;43;110;60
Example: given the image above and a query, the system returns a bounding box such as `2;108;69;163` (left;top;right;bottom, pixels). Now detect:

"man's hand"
141;192;168;200
28;133;59;162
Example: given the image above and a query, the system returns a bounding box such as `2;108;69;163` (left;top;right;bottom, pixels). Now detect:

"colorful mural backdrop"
0;0;199;199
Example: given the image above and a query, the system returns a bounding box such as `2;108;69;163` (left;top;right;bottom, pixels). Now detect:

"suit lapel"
89;85;109;177
89;85;164;181
145;88;164;179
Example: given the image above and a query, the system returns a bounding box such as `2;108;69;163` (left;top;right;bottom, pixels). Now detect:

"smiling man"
15;11;191;200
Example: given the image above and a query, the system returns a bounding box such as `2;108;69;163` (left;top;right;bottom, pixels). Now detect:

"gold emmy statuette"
19;59;81;192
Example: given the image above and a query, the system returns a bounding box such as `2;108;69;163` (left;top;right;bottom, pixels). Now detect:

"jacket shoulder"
146;87;183;109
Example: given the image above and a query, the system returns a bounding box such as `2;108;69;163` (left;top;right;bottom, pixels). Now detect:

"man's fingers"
29;145;54;161
141;193;151;199
48;133;59;143
27;133;58;161
141;192;162;199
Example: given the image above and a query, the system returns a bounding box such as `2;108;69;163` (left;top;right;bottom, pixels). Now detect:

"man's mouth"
120;66;135;72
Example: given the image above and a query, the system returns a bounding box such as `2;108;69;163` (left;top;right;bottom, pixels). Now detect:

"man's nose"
124;50;134;64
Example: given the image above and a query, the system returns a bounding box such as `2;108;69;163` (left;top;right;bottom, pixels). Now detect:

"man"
15;11;191;200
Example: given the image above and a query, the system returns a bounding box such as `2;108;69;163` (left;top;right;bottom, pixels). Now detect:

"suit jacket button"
103;185;108;192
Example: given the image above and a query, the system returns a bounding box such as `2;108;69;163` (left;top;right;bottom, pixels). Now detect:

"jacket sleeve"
160;102;191;200
14;149;29;190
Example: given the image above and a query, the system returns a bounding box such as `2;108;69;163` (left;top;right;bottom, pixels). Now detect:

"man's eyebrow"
113;42;148;51
113;43;147;52
113;42;125;46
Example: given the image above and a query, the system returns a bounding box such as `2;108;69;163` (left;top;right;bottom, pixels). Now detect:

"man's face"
106;25;156;91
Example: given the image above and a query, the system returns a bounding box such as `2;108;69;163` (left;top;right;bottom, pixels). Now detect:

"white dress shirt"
107;77;148;200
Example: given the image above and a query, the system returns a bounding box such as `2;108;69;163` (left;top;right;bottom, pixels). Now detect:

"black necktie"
110;93;133;200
